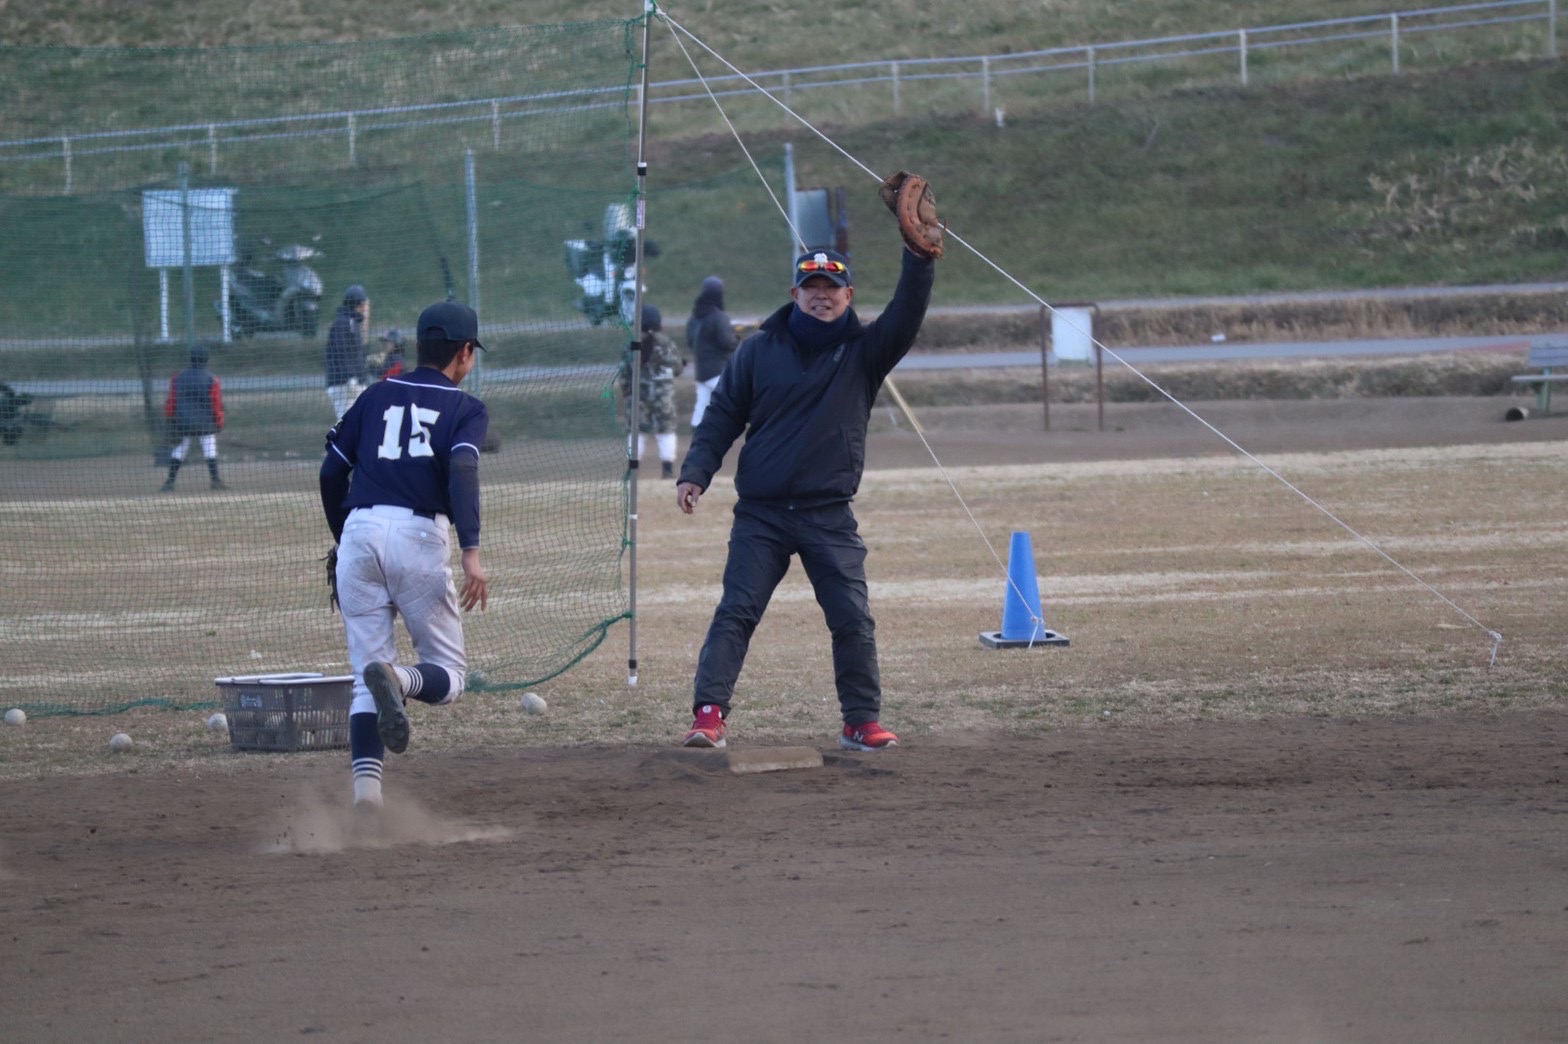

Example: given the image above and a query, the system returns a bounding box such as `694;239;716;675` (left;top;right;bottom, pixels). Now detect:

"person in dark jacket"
325;284;371;420
675;244;936;752
684;275;737;428
160;342;226;491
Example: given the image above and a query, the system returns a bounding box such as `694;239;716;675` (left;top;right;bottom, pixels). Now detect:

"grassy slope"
1;2;1564;322
1;1;1432;55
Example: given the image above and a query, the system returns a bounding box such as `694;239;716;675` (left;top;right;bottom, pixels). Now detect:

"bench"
1509;342;1568;414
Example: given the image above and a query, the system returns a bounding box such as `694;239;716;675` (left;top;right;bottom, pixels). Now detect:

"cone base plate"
979;630;1070;649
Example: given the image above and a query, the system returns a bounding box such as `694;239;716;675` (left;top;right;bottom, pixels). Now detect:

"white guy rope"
655;7;1504;664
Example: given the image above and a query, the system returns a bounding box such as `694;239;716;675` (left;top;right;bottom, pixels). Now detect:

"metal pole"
220;266;232;342
981;56;992;118
1391;14;1401;75
1549;0;1559;59
624;0;656;688
1239;29;1249;87
784;142;801;257
61;136;72;195
464;150;482;393
1039;305;1050;432
891;61;901;118
1087;46;1096;104
178;162;196;348
1095;341;1104;433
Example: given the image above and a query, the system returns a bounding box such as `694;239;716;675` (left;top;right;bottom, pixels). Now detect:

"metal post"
1095;341;1105;433
891;61;901;118
208;124;219;174
61;137;72;195
1239;29;1249;86
347;112;357;166
1039;305;1050;432
220;266;231;342
1087;45;1096;104
465;150;482;393
491;100;502;150
1549;0;1559;58
1391;14;1401;75
178;162;196;348
981;56;992;118
624;0;657;689
784;142;801;258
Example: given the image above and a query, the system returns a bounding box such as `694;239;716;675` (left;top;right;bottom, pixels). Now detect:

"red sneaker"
839;720;898;751
682;704;727;748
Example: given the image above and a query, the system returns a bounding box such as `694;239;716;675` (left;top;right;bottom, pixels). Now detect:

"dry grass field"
1;395;1564;1040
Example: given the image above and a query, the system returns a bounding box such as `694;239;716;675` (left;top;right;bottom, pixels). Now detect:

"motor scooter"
216;237;325;338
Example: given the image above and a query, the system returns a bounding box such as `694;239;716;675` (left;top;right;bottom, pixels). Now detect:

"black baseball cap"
794;249;852;288
417;300;486;351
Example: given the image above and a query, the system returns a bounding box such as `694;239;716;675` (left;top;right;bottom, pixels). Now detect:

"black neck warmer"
787;305;850;355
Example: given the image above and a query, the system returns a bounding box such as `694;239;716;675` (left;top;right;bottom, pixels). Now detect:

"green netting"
0;21;650;714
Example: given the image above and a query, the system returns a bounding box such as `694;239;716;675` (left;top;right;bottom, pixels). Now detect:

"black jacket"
679;250;934;507
324;305;367;386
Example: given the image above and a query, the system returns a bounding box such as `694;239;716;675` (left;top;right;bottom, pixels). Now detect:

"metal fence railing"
0;0;1558;193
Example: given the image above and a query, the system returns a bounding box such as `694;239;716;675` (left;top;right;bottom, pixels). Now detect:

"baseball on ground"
521;692;547;715
109;732;134;752
207;712;228;733
5;708;26;726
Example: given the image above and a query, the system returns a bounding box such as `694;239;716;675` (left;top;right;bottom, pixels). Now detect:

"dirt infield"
1;395;1565;1041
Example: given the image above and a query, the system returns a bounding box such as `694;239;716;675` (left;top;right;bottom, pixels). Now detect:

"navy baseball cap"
417;300;486;351
794;249;852;288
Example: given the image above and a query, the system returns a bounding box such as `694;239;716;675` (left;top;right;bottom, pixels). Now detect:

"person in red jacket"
375;328;406;380
160;342;226;492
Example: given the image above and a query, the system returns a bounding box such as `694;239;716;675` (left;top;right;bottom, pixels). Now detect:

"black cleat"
365;662;410;754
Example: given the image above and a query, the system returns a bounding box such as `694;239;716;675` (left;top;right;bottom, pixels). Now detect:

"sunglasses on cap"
797;258;849;275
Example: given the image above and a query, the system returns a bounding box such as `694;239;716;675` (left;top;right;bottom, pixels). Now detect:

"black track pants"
692;499;881;725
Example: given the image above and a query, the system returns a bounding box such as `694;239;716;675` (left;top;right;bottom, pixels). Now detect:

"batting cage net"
0;21;649;714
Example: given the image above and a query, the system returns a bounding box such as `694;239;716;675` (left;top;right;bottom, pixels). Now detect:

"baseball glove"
878;170;944;260
323;545;340;612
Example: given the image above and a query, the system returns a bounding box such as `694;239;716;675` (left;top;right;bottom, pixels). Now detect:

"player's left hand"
459;547;488;612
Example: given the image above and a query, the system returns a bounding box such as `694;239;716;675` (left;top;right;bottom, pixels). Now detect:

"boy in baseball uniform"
319;301;489;811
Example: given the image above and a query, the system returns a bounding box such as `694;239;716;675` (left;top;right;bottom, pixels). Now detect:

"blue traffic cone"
979;531;1070;649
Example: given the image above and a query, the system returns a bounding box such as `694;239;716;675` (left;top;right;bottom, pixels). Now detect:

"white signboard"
1051;305;1095;363
142;188;237;269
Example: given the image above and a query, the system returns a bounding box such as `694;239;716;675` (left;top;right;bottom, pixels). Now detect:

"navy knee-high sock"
349;712;384;804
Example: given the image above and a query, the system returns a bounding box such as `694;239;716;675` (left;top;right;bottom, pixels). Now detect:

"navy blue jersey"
322;367;488;546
